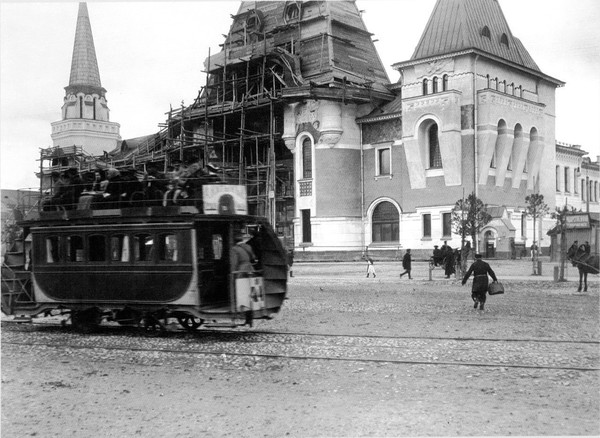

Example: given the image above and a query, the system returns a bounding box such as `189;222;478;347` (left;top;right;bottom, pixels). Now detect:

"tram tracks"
3;322;599;372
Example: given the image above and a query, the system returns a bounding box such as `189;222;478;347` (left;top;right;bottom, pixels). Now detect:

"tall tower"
51;2;120;156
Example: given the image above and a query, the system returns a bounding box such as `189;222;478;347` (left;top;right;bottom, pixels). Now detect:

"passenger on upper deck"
102;168;124;209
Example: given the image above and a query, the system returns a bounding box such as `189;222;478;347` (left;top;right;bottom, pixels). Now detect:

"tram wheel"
142;315;166;336
177;315;203;331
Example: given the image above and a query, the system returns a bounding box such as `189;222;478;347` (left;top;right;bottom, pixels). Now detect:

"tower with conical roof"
356;0;564;257
51;2;120;156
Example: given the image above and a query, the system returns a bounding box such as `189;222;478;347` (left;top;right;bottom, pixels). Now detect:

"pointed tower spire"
66;2;105;96
51;2;120;156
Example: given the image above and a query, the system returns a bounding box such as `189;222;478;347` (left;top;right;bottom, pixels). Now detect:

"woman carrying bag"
461;253;498;311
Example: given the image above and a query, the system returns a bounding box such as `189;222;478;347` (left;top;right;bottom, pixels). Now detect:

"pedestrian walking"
443;245;455;278
365;256;376;278
399;249;412;279
461;253;498;311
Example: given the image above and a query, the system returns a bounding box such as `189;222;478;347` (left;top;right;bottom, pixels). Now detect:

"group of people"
432;241;465;278
364;243;499;311
42;160;220;212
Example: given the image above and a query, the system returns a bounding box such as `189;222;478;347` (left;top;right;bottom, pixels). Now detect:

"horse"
567;245;599;292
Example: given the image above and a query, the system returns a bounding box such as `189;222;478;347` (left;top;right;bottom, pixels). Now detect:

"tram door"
196;222;230;310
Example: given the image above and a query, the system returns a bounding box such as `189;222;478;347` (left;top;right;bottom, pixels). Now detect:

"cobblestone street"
2;259;599;437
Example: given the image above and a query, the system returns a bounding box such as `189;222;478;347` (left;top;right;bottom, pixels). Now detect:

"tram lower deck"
2;207;288;330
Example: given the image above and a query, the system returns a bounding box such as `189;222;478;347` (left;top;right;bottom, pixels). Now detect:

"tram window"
67;235;84;262
134;234;154;262
212;234;223;260
110;234;130;262
158;233;179;262
45;236;61;263
88;234;107;262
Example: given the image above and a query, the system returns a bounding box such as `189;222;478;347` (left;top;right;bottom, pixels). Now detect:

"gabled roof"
66;2;105;96
410;0;540;72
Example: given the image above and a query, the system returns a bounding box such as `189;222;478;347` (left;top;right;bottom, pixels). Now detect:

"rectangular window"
521;214;527;239
422;214;431;238
564;167;570;192
158;233;179;262
110;235;130;262
134;234;154;262
301;209;311;243
556;166;561;191
377;148;391;175
45;236;61;263
67;235;84;262
574;169;578;194
88;235;106;262
582;180;586;200
442;212;452;238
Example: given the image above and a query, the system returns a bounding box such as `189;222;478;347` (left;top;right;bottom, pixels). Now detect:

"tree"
551;205;579;281
451;193;492;263
524;193;549;275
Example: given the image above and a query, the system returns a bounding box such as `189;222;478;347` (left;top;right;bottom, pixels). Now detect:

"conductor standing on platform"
462;253;498;311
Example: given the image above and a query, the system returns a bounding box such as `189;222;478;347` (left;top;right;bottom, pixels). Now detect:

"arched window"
442;74;448;91
481;26;491;39
486;74;490;88
432;77;439;93
302;137;312;179
372;202;399;243
422;78;428;95
428;123;442;169
500;33;509;47
495;77;499;91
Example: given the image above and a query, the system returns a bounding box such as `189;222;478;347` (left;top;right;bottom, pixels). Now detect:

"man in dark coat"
399;249;412;279
462;253;498;311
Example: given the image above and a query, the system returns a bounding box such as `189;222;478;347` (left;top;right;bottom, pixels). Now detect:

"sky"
1;0;599;190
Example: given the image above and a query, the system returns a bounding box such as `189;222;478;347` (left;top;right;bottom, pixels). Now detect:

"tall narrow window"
442;213;452;238
423;214;431;238
302;137;312;179
422;79;429;95
432;77;439;93
45;236;61;263
377;148;391;176
564;167;570;192
500;33;509;47
428;124;442;169
372;202;399;243
521;214;527;239
67;235;84;262
442;74;448;91
581;180;586;200
79;96;83;118
301;209;311;243
556;166;561;191
134;234;154;262
574;169;579;194
93;97;97;120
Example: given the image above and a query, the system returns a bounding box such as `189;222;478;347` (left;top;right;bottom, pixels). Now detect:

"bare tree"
525;193;549;275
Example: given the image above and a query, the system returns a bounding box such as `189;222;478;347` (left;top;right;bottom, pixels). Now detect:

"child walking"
366;256;376;278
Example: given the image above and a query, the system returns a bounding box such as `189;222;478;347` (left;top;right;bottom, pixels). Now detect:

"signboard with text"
565;213;590;229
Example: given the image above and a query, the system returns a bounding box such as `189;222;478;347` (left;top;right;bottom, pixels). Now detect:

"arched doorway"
483;229;496;258
371;201;399;243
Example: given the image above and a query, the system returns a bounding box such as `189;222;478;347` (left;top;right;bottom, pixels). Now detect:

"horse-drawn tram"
2;195;288;331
